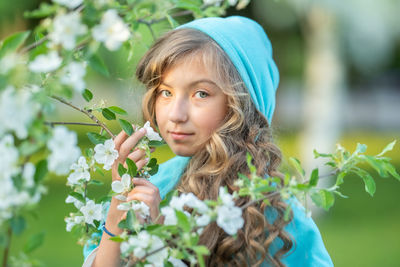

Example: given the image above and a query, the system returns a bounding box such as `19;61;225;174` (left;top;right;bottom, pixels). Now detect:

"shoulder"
265;198;334;267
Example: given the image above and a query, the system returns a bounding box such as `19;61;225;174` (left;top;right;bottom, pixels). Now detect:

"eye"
194;91;209;99
159;90;172;97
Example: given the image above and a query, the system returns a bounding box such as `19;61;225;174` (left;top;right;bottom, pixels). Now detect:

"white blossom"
161;206;177;225
65;195;85;209
142;121;162;141
0;135;19;180
60;61;86;92
0;86;39;139
218;186;235;207
80;200;103;226
195;214;211;227
22;162;35;188
118;201;150;219
92;9;131;51
67;156;90;185
28;51;62;73
168;257;188;267
65;214;84;232
47;126;81;175
120;231;167;265
52;0;83;9
94;139;119;170
0;53;21;74
216;205;244;235
49;12;87;50
111;174;131;194
203;0;223;6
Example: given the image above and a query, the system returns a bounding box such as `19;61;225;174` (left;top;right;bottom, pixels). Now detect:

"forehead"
162;52;222;85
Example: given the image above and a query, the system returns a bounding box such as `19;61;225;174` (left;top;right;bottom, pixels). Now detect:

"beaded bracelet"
102;222;116;237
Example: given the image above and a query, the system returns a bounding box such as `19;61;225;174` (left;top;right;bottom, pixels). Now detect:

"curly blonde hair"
136;28;293;266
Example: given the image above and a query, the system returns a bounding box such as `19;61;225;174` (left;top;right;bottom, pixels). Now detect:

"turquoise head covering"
150;16;280;198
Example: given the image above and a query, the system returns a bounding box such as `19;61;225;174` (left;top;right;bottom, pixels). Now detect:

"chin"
171;147;196;157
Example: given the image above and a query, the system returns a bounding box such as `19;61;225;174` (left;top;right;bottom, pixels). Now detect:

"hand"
127;178;162;223
111;127;148;182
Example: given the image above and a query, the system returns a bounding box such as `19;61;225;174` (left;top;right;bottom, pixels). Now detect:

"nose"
168;95;188;123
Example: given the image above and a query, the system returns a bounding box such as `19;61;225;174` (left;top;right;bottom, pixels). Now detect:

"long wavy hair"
136;28;293;266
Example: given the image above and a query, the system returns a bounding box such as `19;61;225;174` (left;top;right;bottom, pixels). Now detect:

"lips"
169;131;194;141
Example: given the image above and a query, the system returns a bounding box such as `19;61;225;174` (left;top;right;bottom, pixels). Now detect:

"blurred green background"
1;0;400;266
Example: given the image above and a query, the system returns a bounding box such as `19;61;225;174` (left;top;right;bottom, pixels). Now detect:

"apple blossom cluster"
160;187;244;236
0;135;46;224
47;126;81;175
0;86;39;139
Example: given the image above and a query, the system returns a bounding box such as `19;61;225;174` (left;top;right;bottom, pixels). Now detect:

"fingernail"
145;157;150;162
139;128;146;134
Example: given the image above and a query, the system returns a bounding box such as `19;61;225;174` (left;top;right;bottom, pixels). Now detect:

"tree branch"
50;95;115;139
45;121;101;127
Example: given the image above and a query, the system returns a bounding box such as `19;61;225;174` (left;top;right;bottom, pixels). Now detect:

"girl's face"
155;56;228;157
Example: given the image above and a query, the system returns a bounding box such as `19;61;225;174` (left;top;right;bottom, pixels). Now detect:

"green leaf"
126;158;138;177
283;205;292;221
148;140;165;147
34;160;48;183
109;236;124;242
102;108;116;120
118;119;133;136
0;31;30;57
175;210;190;232
24;232;45;254
148;164;159;176
87;132;108;145
165;13;179;28
289;157;305;177
313;149;331;159
309;168;319;187
11;216;26;235
94;165;105;176
311;190;335;211
108;106;127;115
24;3;57;18
125;210;136;231
118;163;126;177
352;169;376;196
82;89;93;102
85;148;94;157
88;180;103;186
382;162;400;181
69;192;85;203
377;140;396;157
88;54;109;77
361;155;388;177
335;171;347;186
193;245;209;255
246;153;256;173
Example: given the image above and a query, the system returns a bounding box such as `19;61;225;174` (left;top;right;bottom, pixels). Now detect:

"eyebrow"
161;79;219;89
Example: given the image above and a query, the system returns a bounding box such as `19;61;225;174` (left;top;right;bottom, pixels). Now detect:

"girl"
83;16;333;266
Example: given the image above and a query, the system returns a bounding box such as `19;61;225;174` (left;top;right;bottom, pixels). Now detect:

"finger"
126;192;152;204
132;178;157;188
128;185;156;196
126;149;146;164
135;158;149;171
114;130;129;151
118;128;147;160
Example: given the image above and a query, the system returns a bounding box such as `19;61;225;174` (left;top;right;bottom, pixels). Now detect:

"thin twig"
50;95;115;138
2;226;12;267
45;121;101;127
20;36;49;54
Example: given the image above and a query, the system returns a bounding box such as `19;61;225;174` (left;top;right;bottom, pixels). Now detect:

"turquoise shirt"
84;156;333;266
